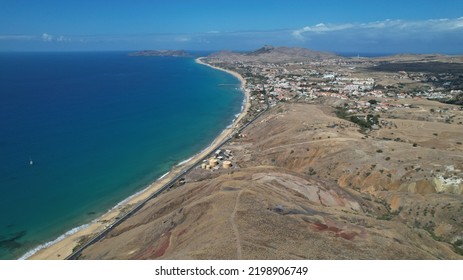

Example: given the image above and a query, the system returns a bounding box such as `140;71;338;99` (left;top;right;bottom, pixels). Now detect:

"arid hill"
208;45;339;63
78;101;463;259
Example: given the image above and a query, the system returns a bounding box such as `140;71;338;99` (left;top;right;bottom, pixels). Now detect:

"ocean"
0;52;244;259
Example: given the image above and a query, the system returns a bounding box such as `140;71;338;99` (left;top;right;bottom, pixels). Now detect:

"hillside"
208;45;339;63
78;102;463;260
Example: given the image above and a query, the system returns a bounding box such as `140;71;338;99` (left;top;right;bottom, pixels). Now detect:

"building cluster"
210;58;462;118
200;149;234;171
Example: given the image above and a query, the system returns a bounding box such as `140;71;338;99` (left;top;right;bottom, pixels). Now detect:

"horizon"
1;46;461;56
1;1;463;54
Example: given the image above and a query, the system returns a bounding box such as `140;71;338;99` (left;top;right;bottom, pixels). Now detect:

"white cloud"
40;33;73;42
292;23;353;39
428;17;463;31
0;33;73;42
42;33;53;42
175;36;191;42
0;35;35;40
293;17;463;40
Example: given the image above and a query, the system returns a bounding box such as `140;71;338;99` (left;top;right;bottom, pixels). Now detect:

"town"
205;47;463;132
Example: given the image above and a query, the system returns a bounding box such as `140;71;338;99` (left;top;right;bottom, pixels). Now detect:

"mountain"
208;45;339;62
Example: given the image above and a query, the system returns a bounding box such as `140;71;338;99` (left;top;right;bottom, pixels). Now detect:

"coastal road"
65;74;269;260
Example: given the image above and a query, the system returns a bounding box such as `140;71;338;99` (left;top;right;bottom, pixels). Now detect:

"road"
65;79;269;260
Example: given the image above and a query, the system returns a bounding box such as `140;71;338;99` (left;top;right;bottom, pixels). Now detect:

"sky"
1;0;462;53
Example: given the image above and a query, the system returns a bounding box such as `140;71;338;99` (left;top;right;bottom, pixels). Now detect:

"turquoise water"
0;52;243;259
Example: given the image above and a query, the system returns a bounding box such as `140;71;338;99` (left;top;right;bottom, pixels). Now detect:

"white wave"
19;70;248;259
112;171;172;208
158;171;170;180
176;157;194;167
19;169;175;260
18;223;90;260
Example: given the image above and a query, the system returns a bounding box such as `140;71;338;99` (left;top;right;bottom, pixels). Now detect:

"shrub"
307;168;317;175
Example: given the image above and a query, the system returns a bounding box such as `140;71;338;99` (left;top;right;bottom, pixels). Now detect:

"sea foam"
5;53;243;260
19;223;90;260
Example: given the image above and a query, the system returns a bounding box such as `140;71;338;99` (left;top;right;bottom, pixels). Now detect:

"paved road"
66;83;269;260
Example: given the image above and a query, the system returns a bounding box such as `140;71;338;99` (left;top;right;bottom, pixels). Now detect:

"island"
128;50;191;57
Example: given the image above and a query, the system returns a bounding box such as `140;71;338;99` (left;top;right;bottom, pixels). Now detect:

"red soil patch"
177;228;188;237
152;231;172;258
312;222;328;230
338;231;358;241
328;226;341;233
311;222;357;241
131;231;173;259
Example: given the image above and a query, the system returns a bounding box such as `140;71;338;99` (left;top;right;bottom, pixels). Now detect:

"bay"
0;52;243;259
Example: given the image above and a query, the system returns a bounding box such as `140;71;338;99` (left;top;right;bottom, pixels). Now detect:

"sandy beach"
26;57;250;260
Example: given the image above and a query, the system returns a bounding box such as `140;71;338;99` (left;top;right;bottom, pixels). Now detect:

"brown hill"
78;102;463;259
208;45;339;63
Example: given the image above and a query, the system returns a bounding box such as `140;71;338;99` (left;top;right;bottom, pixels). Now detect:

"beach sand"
27;57;250;260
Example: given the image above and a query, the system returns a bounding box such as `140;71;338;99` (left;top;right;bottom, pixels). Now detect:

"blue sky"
1;0;462;53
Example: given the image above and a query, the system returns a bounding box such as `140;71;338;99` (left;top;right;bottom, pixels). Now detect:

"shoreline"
195;57;250;128
25;57;250;260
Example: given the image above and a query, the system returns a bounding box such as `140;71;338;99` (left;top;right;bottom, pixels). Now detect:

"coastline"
195;57;250;128
25;57;250;260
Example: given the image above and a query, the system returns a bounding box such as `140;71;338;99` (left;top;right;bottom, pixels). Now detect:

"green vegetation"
334;107;381;132
377;213;394;220
453;243;463;256
371;62;463;74
350;114;380;130
443;92;463;106
307;168;317;176
377;206;403;221
334;106;349;119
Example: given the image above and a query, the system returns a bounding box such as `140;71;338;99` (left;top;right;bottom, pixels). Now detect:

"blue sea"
0;52;243;259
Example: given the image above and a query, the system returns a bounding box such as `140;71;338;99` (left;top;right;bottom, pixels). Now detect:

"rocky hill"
208;45;339;63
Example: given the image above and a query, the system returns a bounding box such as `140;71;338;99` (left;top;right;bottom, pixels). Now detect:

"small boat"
29;157;33;165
